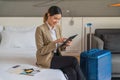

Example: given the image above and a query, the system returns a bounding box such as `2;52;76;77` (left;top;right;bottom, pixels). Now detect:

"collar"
46;22;56;30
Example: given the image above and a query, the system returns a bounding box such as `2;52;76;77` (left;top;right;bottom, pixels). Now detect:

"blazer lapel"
44;24;53;41
55;26;60;39
44;24;61;41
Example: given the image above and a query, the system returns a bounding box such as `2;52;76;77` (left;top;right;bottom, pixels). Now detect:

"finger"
61;38;66;42
59;38;64;43
62;38;67;41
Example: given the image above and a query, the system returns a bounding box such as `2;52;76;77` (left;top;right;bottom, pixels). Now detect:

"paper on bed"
7;65;40;76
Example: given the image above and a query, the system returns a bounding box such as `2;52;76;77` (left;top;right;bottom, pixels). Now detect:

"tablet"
60;34;78;47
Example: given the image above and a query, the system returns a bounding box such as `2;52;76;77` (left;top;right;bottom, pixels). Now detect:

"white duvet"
0;48;66;80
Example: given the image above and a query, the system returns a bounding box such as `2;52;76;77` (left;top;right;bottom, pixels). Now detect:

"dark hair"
43;6;62;23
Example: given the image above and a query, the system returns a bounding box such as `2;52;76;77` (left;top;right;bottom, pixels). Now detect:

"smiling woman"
35;5;86;80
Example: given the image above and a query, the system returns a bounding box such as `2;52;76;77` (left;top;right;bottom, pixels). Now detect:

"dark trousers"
50;56;86;80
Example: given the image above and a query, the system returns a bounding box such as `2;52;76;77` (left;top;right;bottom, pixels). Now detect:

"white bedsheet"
0;48;66;80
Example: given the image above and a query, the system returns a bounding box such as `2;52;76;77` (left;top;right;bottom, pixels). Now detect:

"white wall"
0;17;43;27
0;17;120;52
61;17;83;52
83;17;120;33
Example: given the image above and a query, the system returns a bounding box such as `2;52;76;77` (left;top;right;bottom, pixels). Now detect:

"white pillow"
0;26;36;49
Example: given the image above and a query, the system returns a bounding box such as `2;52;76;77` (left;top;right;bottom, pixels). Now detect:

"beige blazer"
35;23;63;68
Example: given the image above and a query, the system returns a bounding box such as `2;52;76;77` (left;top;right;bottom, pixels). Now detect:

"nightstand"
61;51;81;63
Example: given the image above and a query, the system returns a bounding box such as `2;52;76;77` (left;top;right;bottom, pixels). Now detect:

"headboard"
0;33;1;43
0;25;4;43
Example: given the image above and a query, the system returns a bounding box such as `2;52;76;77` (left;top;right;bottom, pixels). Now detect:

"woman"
35;6;85;80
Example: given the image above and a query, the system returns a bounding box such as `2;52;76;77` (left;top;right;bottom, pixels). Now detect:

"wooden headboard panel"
0;33;1;43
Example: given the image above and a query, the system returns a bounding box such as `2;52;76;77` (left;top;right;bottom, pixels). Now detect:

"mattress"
0;48;66;80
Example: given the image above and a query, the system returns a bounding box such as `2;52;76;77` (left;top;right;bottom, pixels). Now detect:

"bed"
0;25;67;80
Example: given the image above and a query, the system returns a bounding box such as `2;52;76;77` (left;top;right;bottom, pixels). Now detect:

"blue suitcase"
80;49;112;80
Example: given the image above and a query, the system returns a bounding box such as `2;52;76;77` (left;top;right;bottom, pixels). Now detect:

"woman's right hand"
54;38;66;43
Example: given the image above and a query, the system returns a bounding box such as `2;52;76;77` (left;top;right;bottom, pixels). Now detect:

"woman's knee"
70;56;79;65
